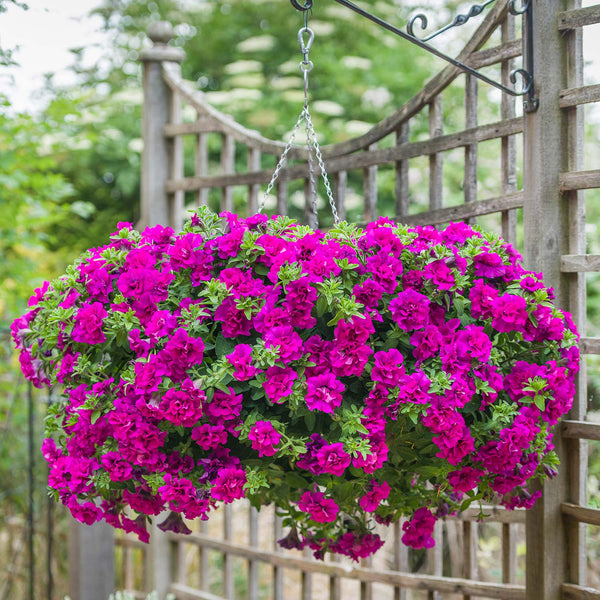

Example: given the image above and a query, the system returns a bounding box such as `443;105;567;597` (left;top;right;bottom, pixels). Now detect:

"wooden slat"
170;582;227;600
562;583;600;599
395;122;410;220
363;143;378;222
501;13;518;246
221;135;235;213
561;502;600;526
462;521;478;600
361;555;374;600
169;90;184;231
248;148;261;215
199;520;210;593
454;506;525;524
558;6;600;30
560;170;600;191
302;546;313;600
429;97;444;211
562;420;600;441
561;254;600;272
115;536;148;550
195;130;209;207
276;181;287;216
167;531;525;599
393;519;408;600
559;84;600;108
248;507;259;600
401;192;523;227
164;117;223;137
273;514;284;600
166;117;523;193
464;73;478;212
502;523;518;584
223;505;233;599
467;39;522;69
333;170;347;222
580;337;600;354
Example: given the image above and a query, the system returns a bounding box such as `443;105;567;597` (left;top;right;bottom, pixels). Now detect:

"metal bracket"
290;0;538;113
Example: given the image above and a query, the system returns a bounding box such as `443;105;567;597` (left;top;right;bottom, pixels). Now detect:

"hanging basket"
13;207;579;560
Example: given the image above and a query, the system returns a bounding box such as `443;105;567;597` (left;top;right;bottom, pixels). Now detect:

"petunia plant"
13;207;579;561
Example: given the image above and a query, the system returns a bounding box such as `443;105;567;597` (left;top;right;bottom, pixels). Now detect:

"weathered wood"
400;192;523;227
166;118;523;193
558;6;600;30
363;143;378;222
561;503;600;526
248;148;261;215
562;583;600;599
115;535;147;550
467;39;522;70
140;29;184;229
276;181;287;217
501;14;518;246
199;520;210;592
395;123;410;219
248;507;259;600
167;531;525;599
523;4;571;600
149;518;173;600
195;129;209;207
462;521;478;600
333;170;347;222
562;420;600;441
560;170;600;191
169;89;184;231
223;504;233;600
302;546;313;600
361;555;374;600
393;519;408;600
164;117;224;137
221;135;235;213
273;513;284;600
561;254;600;272
170;582;227;600
565;13;587;587
580;337;600;354
429;97;444;211
464;74;478;210
502;524;518;584
559;84;600;108
68;521;115;600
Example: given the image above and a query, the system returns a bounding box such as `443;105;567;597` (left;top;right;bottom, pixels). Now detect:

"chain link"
258;24;339;227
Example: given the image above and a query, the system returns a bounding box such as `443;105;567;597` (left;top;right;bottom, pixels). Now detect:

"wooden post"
139;22;185;229
523;2;571;600
68;520;115;600
149;518;173;600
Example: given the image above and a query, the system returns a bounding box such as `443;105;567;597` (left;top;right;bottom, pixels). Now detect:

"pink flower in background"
402;507;436;549
359;480;391;512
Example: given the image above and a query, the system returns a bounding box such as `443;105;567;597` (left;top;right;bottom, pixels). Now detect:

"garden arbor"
71;2;600;599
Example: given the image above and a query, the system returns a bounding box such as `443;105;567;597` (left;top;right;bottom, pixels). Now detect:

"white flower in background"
362;87;393;110
237;35;276;53
341;56;372;70
224;60;263;75
313;100;345;117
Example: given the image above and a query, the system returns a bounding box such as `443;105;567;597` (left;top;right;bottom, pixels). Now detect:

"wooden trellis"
69;2;600;600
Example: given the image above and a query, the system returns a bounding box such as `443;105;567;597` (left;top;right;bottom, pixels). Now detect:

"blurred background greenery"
0;0;599;596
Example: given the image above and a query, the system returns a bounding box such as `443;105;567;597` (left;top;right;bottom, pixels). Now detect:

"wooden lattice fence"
69;2;600;600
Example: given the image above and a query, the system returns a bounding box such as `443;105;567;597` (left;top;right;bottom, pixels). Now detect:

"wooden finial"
147;21;174;45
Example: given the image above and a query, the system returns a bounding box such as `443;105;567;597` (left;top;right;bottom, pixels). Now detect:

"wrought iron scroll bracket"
290;0;539;113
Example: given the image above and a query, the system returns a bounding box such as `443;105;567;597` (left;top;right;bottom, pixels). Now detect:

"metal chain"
259;23;340;226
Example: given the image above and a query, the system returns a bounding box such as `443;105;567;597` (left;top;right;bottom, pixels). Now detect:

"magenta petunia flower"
72;301;107;345
248;420;281;457
298;490;339;523
305;373;345;413
389;289;430;331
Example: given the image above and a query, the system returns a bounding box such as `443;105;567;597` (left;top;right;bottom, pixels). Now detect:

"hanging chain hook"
290;0;313;12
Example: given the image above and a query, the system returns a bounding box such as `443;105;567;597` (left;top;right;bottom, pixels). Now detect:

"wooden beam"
166;118;523;193
166;532;525;599
562;420;600;441
561;502;600;526
562;583;600;599
558;6;600;30
170;582;226;600
580;337;600;354
560;170;600;191
164;117;222;137
401;192;523;227
561;254;600;272
467;39;522;69
559;84;600;108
